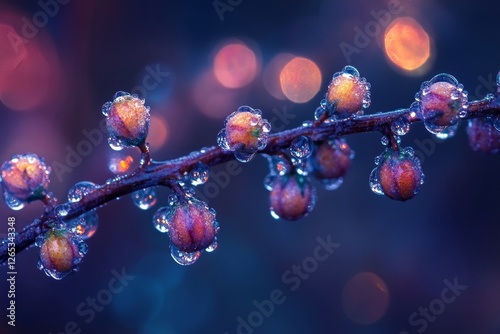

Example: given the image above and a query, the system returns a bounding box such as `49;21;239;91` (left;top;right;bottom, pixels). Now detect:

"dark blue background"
1;0;500;333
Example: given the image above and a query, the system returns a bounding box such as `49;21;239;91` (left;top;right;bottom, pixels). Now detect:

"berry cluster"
1;67;499;279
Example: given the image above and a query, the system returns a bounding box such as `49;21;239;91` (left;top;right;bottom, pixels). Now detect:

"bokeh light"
263;53;294;100
384;17;431;71
148;115;169;151
214;42;257;89
108;154;134;174
342;272;389;325
279;57;321;103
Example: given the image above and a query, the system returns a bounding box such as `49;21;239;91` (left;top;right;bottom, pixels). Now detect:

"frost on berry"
152;195;219;265
369;147;424;201
466;118;500;154
414;73;468;139
0;153;50;210
103;91;151;149
325;66;371;119
269;174;316;220
310;139;354;190
37;228;88;280
217;106;271;162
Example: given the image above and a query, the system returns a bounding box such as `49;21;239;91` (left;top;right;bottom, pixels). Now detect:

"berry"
370;147;423;201
0;153;50;208
466;118;500;154
310;139;353;190
37;228;87;280
217;106;271;162
269;174;316;220
325;66;371;119
103;91;151;149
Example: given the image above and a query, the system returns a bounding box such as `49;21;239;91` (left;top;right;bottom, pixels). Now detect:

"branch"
1;94;499;264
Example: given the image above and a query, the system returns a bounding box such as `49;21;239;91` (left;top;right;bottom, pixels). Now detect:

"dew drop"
55;203;71;218
321;177;344;191
108;136;124;151
314;106;328;121
342;65;360;77
217;129;230;150
270;208;280;220
320;99;328;109
391;118;410;136
205;237;218;253
3;192;24;210
67;181;97;203
302;120;313;127
493;115;500;131
262;120;272;133
234;151;255;163
131;188;157;210
380;136;389;146
369;168;384;195
290;136;312;159
263;173;276;191
433;123;459;139
170;245;201;266
152;206;170;233
101;101;112;116
190;162;209;186
113;91;131;102
68;211;99;239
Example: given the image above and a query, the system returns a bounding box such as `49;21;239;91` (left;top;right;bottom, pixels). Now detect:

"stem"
1;96;499;263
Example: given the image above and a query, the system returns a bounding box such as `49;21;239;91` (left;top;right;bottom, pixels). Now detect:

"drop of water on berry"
108;136;124;151
67;181;97;203
3;192;24;210
216;129;230;150
263;174;276;191
380;136;389;146
170;245;201;266
101;101;112;116
290;136;312;159
321;177;344;191
132;188;157;210
152;206;170;233
342;65;360;77
369;168;384;195
205;237;218;253
113;91;131;102
234;151;255;163
314;106;328;121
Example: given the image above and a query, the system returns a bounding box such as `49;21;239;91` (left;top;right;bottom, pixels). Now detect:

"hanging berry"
217;106;271;162
0;153;51;210
310;139;354;190
370;147;424;201
36;228;88;280
268;173;316;220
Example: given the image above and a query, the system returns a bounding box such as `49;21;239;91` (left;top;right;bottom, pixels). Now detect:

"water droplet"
320;99;328;109
402;146;415;157
391;118;410;136
302;120;313;127
263;174;276;191
380;136;389;146
3;192;24;210
113;91;131;102
55;203;71;218
290;136;312;159
342;65;360;77
67;181;97;203
168;193;179;206
369;168;384;195
108;136;124;151
205;237;218;253
132;188;157;210
217;129;230;150
68;211;99;239
152;207;170;233
262;120;271;133
493;115;500;131
321;177;343;191
374;156;381;165
101;101;112;116
234;151;255;163
314;106;328;121
170;245;200;266
432;123;459;139
189;162;209;186
270;208;280;220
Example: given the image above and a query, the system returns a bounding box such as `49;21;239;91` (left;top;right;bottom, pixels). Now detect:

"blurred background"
1;0;500;333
